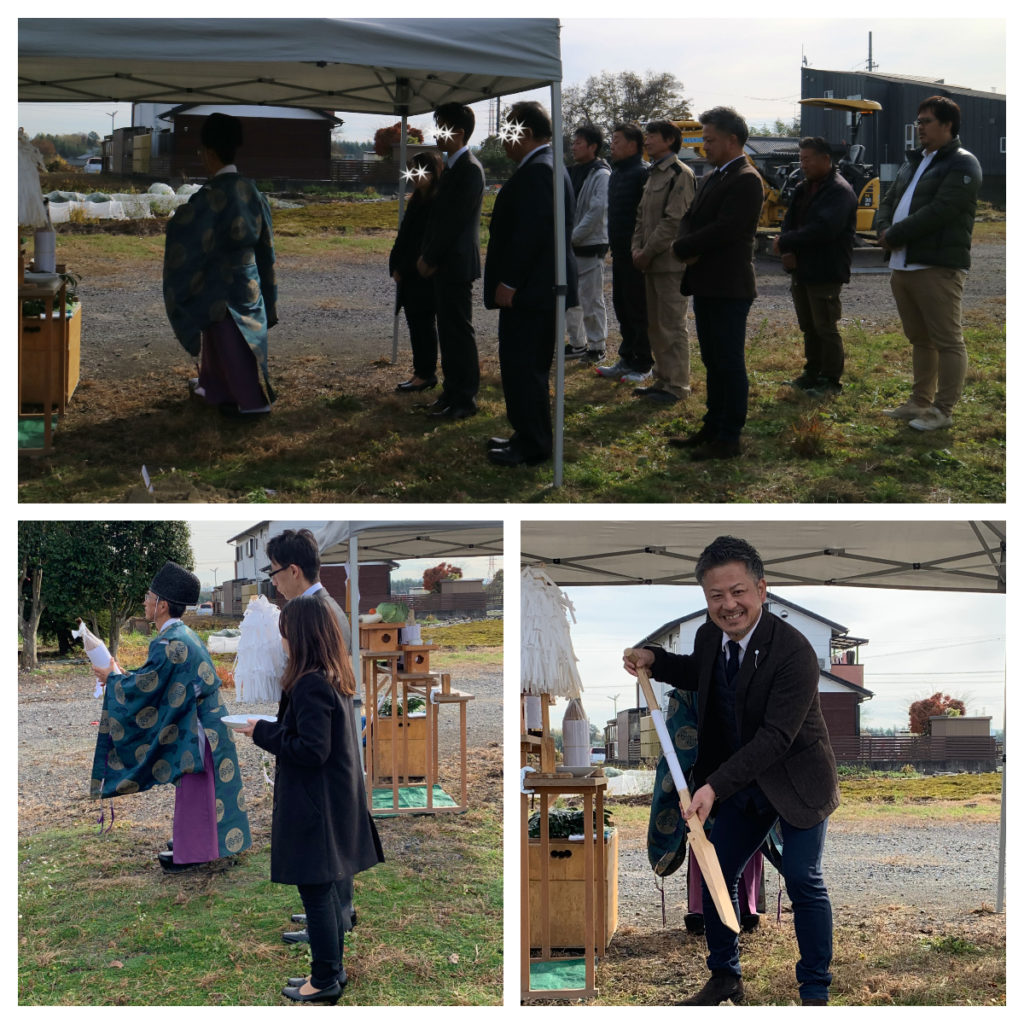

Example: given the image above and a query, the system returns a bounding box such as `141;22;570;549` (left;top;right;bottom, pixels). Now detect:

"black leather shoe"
486;436;513;450
290;913;307;924
683;912;705;935
429;403;477;420
282;929;309;944
158;850;204;873
678;974;744;1005
632;386;679;404
395;376;437;393
287;971;347;989
690;439;742;461
741;912;760;932
802;998;828;1006
281;980;344;1005
487;446;550;467
668;430;712;450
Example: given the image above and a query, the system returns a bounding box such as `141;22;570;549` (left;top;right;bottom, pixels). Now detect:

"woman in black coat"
241;595;383;1005
390;150;444;393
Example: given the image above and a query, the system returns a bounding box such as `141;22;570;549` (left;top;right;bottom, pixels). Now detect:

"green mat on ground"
371;783;457;816
529;958;587;992
19;414;58;449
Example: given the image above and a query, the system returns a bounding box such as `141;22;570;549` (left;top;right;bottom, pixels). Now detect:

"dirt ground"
67;234;1006;396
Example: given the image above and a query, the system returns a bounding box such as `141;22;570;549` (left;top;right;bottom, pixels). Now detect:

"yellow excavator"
674;97;883;238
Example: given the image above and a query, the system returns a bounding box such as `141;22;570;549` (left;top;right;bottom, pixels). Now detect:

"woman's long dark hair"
278;595;355;696
407;150;444;206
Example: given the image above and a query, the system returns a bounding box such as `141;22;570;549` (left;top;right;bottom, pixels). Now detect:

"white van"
84;156;103;174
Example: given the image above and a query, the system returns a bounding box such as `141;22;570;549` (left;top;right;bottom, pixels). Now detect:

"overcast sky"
17;12;1006;140
555;584;1005;735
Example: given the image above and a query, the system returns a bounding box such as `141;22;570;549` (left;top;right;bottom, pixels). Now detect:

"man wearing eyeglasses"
875;95;982;432
263;528;356;945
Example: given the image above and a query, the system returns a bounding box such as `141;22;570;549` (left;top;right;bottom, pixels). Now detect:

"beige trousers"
889;267;968;415
644;271;689;397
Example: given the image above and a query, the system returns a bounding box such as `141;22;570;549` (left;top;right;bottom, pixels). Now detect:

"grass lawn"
19;201;1004;503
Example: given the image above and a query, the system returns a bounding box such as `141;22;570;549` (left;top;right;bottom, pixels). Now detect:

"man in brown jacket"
630;120;696;403
624;535;838;1006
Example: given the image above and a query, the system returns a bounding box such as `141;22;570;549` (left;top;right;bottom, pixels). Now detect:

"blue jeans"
297;879;350;989
701;787;833;1002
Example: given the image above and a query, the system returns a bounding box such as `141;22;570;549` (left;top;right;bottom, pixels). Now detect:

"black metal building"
800;68;1005;205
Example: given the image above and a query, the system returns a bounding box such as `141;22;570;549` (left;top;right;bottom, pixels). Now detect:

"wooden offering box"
373;713;427;779
359;622;399;652
400;645;434;673
528;830;619;948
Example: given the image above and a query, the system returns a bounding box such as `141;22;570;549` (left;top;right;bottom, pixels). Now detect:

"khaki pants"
890;267;968;415
644;270;689;397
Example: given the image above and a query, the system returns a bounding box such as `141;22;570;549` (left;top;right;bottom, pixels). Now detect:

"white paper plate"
222;714;276;730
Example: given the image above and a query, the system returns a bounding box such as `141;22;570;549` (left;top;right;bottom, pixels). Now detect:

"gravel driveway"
612;806;1002;932
69;235;1005;389
18;660;501;840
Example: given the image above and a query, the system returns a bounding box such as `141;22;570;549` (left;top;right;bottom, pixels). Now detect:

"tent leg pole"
393;112;408;365
550;77;566;488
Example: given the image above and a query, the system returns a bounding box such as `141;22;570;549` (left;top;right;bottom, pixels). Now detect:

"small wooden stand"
18;274;66;454
521;693;609;1003
362;651;472;816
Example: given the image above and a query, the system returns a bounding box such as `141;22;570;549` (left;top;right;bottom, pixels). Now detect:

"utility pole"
867;32;877;72
608;694;619;717
105;110;118;136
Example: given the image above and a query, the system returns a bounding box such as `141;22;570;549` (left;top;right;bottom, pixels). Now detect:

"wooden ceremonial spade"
634;665;740;934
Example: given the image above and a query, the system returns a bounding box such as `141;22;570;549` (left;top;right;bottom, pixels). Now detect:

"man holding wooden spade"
624;535;839;1005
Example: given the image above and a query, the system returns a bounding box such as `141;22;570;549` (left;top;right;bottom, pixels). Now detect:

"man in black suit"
417;102;485;420
624;535;838;1006
484;101;578;467
671;107;764;461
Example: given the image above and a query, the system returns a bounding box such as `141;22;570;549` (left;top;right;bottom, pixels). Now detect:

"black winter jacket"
607;153;649;256
253;672;384;885
875;136;982;270
777;168;857;285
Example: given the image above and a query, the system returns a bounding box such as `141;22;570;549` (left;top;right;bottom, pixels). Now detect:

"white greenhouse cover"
18;19;562;112
520;520;1005;593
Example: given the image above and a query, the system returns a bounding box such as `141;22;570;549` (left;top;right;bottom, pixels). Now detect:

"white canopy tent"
521;520;1005;593
315;518;502;682
521;518;1006;912
19;17;575;480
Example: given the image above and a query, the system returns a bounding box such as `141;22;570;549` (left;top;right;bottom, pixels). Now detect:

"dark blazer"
389;197;436;312
420;150;485;282
647;610;839;829
777;168;857;285
672;158;764;299
253;672;384;885
483;145;578;311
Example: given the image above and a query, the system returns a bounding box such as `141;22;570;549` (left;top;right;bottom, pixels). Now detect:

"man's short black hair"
434;102;475;143
507;101;552;142
645;119;683;153
574;123;603;151
266;528;320;584
201;112;243;164
612;122;644;153
918;94;960;137
798;136;833;158
695;535;765;585
165;600;187;619
699;106;750;147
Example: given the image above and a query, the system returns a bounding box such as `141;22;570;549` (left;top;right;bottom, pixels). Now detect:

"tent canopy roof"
317;520;502;565
521;520;1005;593
19;19;561;113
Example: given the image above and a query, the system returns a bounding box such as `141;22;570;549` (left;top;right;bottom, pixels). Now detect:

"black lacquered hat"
150;561;200;605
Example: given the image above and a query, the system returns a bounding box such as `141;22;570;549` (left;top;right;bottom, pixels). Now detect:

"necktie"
725;640;740;684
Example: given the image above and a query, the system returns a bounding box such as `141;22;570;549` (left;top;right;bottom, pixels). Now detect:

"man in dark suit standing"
417;102;485;420
671;107;764;460
624;535;838;1006
484;101;578;467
